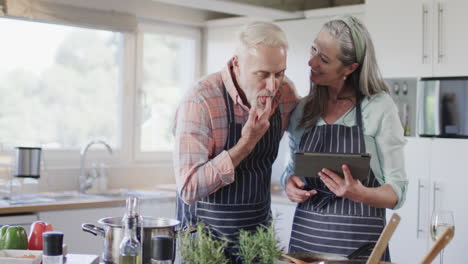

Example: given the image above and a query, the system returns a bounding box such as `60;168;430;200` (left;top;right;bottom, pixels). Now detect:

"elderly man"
173;21;298;263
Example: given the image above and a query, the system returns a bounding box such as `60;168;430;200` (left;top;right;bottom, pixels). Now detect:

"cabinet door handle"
437;2;444;63
432;181;441;212
417;178;425;238
421;4;429;63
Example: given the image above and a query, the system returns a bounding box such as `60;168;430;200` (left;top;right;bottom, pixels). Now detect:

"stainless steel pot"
82;216;180;264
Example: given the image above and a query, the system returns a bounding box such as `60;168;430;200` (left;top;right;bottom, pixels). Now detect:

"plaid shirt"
173;60;299;204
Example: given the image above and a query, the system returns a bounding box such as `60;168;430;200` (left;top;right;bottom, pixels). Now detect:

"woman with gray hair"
281;16;407;261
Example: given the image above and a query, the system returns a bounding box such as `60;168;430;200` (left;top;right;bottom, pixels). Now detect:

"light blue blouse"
280;92;408;209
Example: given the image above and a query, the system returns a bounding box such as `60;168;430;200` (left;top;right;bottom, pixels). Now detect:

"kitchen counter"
0;184;292;215
0;189;176;215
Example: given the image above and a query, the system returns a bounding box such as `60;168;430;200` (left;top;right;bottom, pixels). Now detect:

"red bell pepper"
27;221;53;250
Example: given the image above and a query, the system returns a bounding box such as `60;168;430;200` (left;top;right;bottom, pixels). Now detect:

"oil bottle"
119;196;142;264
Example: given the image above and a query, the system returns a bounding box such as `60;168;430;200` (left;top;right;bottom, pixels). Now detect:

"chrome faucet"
80;140;113;193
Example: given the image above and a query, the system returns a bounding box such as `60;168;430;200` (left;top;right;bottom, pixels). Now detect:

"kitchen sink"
40;191;89;200
4;191;93;205
0;189;165;205
6;196;56;205
82;189;164;198
3;189;165;205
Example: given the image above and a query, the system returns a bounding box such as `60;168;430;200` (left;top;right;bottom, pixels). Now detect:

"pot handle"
81;223;105;237
175;224;197;235
347;242;375;260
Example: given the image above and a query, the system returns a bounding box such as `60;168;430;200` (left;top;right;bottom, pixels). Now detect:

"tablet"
293;152;371;181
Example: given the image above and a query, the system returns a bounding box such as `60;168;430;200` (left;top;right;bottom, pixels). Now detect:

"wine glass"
430;210;455;264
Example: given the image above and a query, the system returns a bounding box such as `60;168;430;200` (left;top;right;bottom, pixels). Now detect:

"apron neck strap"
222;82;236;124
355;97;364;128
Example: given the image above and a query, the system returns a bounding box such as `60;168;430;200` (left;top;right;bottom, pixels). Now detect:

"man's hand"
228;97;274;167
285;175;317;203
241;97;273;147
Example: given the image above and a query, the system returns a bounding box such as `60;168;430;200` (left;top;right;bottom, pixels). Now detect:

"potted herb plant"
178;222;229;264
237;220;283;264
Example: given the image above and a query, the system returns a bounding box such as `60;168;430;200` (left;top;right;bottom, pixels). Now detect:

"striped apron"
288;102;390;262
177;84;282;263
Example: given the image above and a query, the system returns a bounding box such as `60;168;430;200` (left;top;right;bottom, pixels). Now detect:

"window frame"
0;17;202;167
0;18;135;167
132;21;202;163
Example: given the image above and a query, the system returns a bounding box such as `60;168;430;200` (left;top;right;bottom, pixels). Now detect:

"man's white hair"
235;21;288;56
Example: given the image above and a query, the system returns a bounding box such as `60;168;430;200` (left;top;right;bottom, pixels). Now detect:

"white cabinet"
271;200;296;251
428;139;468;263
366;0;468;78
0;213;38;234
389;138;468;263
387;137;431;263
366;0;431;77
38;207;125;256
432;0;468;76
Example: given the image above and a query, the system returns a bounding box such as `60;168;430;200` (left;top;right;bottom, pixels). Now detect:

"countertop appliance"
418;77;468;138
385;78;418;137
14;147;41;178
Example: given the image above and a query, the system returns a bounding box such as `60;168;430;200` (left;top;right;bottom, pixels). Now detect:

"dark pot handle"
175;224;197;235
185;225;197;234
81;223;105;237
347;242;376;260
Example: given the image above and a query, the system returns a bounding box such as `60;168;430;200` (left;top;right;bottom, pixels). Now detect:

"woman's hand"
319;164;366;203
285;175;317;203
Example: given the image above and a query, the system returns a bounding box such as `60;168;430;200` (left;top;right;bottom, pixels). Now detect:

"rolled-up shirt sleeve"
374;102;408;209
280;131;297;189
173;96;235;205
280;99;305;189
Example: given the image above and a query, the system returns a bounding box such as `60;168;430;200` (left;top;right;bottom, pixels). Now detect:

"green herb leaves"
178;222;229;264
179;220;282;264
237;221;282;264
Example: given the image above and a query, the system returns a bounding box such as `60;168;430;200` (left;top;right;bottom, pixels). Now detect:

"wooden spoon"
281;253;309;264
366;213;401;264
419;225;454;264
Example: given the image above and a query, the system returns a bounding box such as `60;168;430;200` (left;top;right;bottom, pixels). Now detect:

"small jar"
43;231;64;264
151;235;174;264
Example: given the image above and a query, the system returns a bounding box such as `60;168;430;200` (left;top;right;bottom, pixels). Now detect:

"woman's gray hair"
235;21;288;56
300;16;389;129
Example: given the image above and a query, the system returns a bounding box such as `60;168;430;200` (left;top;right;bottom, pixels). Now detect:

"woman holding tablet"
280;16;407;261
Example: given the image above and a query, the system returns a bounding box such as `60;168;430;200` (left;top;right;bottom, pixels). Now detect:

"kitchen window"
134;24;201;161
0;17;201;164
0;18;123;151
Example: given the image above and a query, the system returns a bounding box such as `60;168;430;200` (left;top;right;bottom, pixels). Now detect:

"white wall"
205;24;241;74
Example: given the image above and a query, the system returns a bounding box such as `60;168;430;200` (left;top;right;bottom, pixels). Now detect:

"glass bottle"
119;196;142;264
